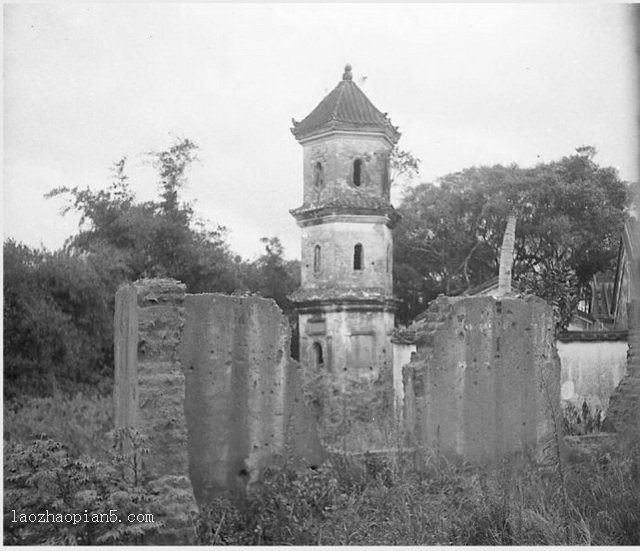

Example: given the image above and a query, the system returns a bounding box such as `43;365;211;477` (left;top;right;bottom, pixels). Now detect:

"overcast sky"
4;3;638;260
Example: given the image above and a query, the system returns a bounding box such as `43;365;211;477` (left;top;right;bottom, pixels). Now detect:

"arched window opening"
312;342;324;367
313;245;321;273
313;162;323;188
354;243;363;271
353;159;362;187
386;244;391;273
382;158;390;195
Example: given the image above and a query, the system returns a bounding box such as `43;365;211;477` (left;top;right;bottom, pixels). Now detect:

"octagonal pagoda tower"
289;64;401;381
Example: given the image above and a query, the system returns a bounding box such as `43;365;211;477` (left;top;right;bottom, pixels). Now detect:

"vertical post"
498;214;517;296
113;279;197;544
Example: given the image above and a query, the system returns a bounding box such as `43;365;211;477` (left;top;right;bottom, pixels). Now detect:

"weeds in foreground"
3;431;160;545
3;393;113;459
563;400;604;436
5;390;638;545
197;442;640;546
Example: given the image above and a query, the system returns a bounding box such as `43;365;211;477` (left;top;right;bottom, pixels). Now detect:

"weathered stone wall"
302;135;391;205
114;282;325;542
300;219;393;291
403;295;562;465
113;279;197;544
557;339;627;411
605;299;640;436
179;293;324;504
299;309;395;377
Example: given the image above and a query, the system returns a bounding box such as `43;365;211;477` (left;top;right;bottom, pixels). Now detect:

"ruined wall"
403;295;561;465
179;293;324;504
115;282;325;543
113;279;197;544
557;340;627;411
605;299;640;436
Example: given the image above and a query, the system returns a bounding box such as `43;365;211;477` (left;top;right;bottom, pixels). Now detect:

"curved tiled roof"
291;64;400;143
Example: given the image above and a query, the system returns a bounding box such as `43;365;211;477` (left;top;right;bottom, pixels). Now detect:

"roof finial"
342;63;353;81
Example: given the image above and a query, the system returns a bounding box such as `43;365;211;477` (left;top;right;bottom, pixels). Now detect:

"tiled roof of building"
291;64;400;143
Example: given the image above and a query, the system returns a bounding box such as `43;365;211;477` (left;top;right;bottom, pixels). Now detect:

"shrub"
3;434;161;545
3;240;115;399
563;400;604;436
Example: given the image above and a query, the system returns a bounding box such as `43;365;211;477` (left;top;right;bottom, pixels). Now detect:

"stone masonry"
605;299;640;436
114;279;324;542
403;295;562;466
179;293;324;503
113;279;197;544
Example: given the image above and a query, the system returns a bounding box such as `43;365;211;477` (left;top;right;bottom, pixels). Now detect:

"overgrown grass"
4;393;113;459
4;391;639;545
197;442;640;545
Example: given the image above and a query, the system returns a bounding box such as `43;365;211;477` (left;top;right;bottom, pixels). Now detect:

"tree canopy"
5;140;630;398
393;148;630;327
5;138;300;399
46;139;238;293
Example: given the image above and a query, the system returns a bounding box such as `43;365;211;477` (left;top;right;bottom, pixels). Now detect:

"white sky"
4;3;638;261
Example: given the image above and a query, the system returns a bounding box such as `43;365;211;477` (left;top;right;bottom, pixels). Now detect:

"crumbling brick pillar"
403;295;562;466
114;279;197;544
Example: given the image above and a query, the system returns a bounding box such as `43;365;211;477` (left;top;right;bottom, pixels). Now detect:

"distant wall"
403;295;561;465
557;340;627;411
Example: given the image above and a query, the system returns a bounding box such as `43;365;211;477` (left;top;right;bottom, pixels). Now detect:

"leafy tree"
390;146;421;187
246;237;300;312
238;236;301;357
3;240;113;399
5;138;243;399
47;138;237;293
394;149;629;328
